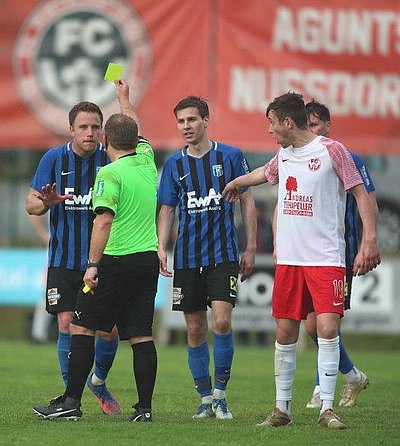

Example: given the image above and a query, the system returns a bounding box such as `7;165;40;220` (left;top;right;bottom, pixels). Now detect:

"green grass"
1;342;398;446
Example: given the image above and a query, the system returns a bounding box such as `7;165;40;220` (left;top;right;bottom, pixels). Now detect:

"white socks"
275;341;297;416
213;389;226;400
91;373;105;386
343;366;361;384
318;336;340;413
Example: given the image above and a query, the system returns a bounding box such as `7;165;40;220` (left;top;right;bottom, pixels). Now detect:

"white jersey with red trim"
265;135;362;266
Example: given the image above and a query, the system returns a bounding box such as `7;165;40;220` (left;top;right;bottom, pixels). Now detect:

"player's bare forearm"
26;191;49;216
157;205;175;276
115;80;141;133
88;213;113;263
222;166;267;202
239;190;256;281
351;185;381;275
272;203;278;264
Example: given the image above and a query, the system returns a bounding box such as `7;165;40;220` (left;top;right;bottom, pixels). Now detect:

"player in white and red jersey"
222;92;380;430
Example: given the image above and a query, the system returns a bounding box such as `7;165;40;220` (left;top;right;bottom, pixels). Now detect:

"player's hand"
239;249;255;282
221;180;242;202
352;239;381;276
158;248;172;277
38;183;72;208
84;266;98;289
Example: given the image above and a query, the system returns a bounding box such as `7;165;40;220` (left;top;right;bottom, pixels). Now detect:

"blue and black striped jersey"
345;152;376;266
31;142;108;271
158;141;251;269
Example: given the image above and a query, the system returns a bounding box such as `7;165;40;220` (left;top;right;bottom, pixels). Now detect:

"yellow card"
82;285;91;294
104;63;124;81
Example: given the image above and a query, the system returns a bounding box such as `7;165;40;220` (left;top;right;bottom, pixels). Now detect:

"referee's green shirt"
92;139;158;255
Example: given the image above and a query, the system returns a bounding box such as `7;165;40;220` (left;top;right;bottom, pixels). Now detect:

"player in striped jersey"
26;95;127;416
158;96;257;420
304;101;377;409
223;92;380;430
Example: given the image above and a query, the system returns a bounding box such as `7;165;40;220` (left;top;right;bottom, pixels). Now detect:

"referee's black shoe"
33;395;82;420
129;403;152;422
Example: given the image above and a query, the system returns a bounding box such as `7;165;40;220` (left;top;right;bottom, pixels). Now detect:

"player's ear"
203;116;209;128
284;116;293;129
104;134;109;149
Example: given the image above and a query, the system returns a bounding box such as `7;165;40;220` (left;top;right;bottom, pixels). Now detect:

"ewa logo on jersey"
187;188;222;213
13;0;152;136
64;187;92;210
308;158;321;171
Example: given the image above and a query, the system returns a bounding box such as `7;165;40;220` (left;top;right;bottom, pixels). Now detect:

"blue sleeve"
158;159;179;207
350;152;376;193
231;148;251;193
31;150;56;192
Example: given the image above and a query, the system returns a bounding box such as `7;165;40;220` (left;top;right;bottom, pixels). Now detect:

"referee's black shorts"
73;251;159;340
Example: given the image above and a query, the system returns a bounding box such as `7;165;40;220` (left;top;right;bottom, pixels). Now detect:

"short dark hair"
305;100;331;122
173;96;209;118
104;114;138;151
68;101;103;126
266;92;308;130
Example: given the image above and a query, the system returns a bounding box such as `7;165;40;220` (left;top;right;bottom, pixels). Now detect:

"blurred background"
1;0;399;347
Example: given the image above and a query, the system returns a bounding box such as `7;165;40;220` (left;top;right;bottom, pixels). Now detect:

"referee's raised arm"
114;79;141;134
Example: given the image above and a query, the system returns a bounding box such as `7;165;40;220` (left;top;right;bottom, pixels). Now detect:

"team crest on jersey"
13;0;152;136
212;165;223;177
308;158;321;171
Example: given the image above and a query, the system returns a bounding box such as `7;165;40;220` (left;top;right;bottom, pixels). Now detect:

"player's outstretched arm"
222;166;267;202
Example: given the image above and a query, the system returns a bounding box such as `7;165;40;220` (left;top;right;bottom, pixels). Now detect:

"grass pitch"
1;341;398;446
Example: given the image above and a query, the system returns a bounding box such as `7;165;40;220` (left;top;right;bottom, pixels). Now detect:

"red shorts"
272;265;346;320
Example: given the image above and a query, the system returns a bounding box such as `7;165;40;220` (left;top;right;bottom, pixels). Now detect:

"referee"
33;83;159;422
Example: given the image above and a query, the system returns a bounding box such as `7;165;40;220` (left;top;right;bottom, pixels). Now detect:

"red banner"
0;0;399;153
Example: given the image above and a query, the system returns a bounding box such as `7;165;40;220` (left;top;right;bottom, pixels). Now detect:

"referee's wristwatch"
87;260;99;269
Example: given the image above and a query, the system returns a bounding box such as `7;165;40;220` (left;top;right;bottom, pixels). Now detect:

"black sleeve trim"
94;206;115;216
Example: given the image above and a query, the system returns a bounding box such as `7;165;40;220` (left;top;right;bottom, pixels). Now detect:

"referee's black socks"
132;340;157;410
65;334;95;402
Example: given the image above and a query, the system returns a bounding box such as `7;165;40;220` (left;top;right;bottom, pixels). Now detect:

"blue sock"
188;342;211;397
338;332;354;374
94;335;119;381
311;335;320;385
57;331;71;387
213;331;234;391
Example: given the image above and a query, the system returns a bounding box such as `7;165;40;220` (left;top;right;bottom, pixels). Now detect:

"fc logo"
308;158;321;171
13;0;152;136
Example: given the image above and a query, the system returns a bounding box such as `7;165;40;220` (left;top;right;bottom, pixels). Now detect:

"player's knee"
186;323;207;343
57;311;73;333
211;317;230;335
